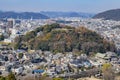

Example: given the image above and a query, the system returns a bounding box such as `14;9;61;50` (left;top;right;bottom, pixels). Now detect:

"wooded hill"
14;23;116;55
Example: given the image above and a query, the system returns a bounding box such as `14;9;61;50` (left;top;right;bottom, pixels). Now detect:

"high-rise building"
7;19;14;28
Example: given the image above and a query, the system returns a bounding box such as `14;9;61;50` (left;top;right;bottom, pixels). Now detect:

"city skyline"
0;0;120;13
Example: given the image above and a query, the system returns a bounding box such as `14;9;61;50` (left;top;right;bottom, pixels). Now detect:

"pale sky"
0;0;120;13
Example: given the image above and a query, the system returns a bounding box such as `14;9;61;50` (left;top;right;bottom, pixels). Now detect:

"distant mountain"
93;9;120;21
40;11;95;18
0;11;49;19
0;11;95;19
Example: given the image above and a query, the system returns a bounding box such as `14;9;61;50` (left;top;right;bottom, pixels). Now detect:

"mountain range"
0;11;95;19
0;11;49;19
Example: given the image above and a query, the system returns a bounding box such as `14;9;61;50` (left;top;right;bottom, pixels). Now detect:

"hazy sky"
0;0;120;13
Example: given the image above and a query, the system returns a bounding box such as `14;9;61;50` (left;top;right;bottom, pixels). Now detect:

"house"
23;64;32;72
55;65;62;74
0;54;4;61
44;51;52;57
8;54;16;61
11;67;23;74
31;58;42;63
69;60;83;68
95;53;106;59
0;66;6;71
105;52;117;58
80;54;87;59
32;69;44;74
23;53;31;60
46;68;57;76
31;53;41;59
89;58;106;67
89;59;101;67
4;38;12;43
83;61;92;68
35;50;42;55
66;52;73;59
16;49;26;54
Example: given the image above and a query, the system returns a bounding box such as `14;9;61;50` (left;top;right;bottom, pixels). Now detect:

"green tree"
24;31;37;42
102;63;115;80
7;72;16;80
52;78;64;80
35;27;44;33
0;34;4;41
43;23;60;33
0;76;6;80
18;53;23;59
13;36;22;50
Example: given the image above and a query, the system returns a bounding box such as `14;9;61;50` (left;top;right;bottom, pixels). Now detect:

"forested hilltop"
14;23;116;55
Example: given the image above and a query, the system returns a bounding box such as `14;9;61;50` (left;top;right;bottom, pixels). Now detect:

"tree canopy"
13;23;116;55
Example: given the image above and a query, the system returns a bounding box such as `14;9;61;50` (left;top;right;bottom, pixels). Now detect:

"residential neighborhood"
0;47;120;79
0;18;120;80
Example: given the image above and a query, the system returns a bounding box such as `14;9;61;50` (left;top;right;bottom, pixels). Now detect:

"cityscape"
0;0;120;80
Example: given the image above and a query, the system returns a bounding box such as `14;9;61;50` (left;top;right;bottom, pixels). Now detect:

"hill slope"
93;9;120;21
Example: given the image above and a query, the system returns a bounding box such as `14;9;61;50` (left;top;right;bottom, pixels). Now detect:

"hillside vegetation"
14;23;116;55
